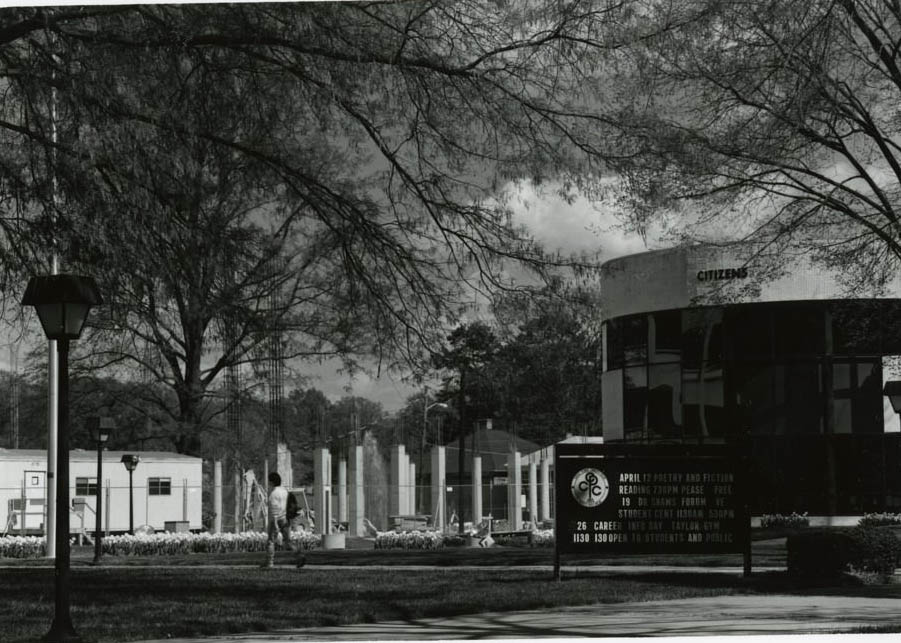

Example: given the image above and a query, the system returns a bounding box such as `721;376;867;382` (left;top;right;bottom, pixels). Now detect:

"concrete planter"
321;533;346;550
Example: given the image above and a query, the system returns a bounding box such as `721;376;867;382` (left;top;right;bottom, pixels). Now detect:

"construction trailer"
0;449;203;535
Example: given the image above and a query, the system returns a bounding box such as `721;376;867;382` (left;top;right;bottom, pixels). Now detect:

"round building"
600;244;901;520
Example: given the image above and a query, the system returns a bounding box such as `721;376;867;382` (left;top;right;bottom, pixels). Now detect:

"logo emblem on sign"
571;468;609;507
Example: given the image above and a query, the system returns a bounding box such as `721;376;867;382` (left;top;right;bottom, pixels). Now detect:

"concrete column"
233;466;241;533
314;447;329;536
430;445;446;531
390;444;408;519
528;460;538;530
213;460;222;534
471;455;482;526
507;451;522;530
400;448;409;516
337;457;347;523
408;461;416;515
347;445;364;536
540;456;551;522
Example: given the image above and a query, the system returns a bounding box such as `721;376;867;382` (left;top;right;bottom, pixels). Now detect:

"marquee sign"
554;443;749;559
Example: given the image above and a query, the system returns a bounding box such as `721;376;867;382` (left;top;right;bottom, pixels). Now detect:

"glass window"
786;362;822;434
650;310;681;364
149;477;171;496
622;316;648;365
728;308;772;361
683;308;723;370
648;363;682;440
832;359;882;434
623;366;647;438
854;362;883;434
832;302;883;355
774;306;824;358
732;364;785;436
75;477;97;497
605;320;623;370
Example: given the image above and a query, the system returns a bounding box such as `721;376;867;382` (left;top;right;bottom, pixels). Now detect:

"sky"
313;182;654;412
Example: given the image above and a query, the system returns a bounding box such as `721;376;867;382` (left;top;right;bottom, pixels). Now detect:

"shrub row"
786;527;900;580
0;529;321;559
760;512;810;529
859;512;901;527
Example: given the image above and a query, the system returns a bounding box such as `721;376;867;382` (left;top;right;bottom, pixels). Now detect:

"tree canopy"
0;2;632;451
608;0;901;291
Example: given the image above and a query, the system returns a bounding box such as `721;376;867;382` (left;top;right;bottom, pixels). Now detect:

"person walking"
262;471;305;568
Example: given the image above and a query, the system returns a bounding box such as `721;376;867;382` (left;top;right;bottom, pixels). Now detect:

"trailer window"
148;477;171;496
75;477;97;496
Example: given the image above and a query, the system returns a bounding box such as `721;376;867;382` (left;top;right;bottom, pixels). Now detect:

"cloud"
507;180;651;260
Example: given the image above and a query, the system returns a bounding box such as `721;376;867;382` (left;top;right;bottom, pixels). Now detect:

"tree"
0;2;634;452
608;0;901;290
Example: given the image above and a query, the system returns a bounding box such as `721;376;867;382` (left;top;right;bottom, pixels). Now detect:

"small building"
0;449;203;535
428;427;540;522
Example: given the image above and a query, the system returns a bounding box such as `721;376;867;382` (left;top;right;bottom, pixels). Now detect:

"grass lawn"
0;531;893;642
0;565;837;643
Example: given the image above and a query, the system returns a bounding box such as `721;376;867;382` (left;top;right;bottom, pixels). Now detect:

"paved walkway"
138;593;901;642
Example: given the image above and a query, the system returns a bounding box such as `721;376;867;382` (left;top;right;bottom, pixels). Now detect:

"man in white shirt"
263;471;304;568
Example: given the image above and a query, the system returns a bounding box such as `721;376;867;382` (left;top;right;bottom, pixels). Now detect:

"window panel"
648;363;682;440
75;477;97;497
148;477;172;496
622;316;648;365
774;306;824;358
623;366;648;437
650;310;681;364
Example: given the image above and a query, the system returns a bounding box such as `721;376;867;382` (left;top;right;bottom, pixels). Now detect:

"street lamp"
421;400;449;513
120;454;140;535
89;417;114;564
22;273;103;643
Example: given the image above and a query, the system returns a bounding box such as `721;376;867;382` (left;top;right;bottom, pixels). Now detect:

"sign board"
554;443;748;556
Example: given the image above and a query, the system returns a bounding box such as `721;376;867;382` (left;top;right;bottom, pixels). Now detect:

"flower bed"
760;512;809;529
0;535;46;559
0;529;321;559
374;530;445;550
859;512;901;527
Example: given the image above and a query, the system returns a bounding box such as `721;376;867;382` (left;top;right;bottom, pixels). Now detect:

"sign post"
554;443;749;580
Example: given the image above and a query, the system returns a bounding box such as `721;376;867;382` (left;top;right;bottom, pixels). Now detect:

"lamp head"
120;454;140;472
21;274;103;340
88;416;115;443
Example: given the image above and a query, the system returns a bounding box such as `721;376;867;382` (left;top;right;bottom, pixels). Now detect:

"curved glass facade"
604;299;901;441
603;299;901;514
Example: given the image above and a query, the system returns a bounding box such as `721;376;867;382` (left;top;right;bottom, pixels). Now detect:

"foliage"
786;529;857;578
859;513;901;528
760;513;809;530
847;527;900;580
0;535;45;559
787;527;900;580
609;0;901;292
493;529;555;548
0;530;321;559
419;289;602;446
374;530;445;550
0;2;625;417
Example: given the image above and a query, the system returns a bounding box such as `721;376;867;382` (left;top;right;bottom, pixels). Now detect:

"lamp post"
89;417;114;565
120;454;140;535
422;398;448;513
22;273;103;643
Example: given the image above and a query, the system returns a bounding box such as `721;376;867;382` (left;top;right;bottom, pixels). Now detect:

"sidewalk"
138;593;901;642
